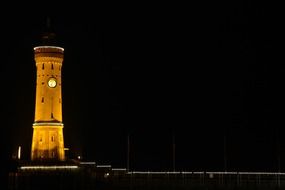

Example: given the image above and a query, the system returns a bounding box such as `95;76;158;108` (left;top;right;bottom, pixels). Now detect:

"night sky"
0;2;283;172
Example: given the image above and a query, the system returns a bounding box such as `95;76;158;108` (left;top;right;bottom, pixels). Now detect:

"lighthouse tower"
31;33;65;161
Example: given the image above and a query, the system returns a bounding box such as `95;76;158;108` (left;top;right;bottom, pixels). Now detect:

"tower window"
51;136;55;142
41;97;44;103
51;64;54;70
51;112;54;119
42;64;44;70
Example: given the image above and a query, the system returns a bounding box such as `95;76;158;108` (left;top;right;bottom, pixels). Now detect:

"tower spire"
41;17;57;45
46;17;51;31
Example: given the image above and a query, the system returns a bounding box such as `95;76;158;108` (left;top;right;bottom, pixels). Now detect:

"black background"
0;1;283;173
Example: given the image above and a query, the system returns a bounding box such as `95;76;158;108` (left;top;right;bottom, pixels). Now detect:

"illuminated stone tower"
31;34;65;161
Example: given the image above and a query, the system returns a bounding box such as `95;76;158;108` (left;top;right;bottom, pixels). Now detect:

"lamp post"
127;133;130;172
173;134;176;172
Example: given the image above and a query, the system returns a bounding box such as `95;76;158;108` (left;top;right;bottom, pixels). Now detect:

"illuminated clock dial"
48;78;57;88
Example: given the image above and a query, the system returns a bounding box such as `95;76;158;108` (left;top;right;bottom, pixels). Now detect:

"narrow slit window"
41;97;44;103
42;64;44;70
51;136;55;142
51;64;54;70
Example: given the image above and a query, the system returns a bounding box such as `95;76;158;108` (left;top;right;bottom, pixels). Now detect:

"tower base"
31;122;65;161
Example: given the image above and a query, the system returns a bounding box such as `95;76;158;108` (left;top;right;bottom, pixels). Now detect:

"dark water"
7;170;285;190
5;160;285;190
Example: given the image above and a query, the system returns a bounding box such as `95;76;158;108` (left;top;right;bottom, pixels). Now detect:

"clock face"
48;78;57;88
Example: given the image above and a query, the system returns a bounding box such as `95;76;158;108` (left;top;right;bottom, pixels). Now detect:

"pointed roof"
41;17;57;46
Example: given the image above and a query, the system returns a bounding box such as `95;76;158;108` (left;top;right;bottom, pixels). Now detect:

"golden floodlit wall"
31;46;65;161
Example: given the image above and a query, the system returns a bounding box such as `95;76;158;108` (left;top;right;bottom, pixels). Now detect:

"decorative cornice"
34;46;64;52
33;122;64;127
